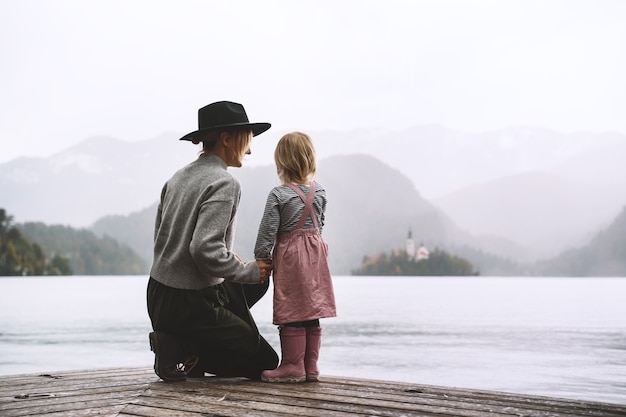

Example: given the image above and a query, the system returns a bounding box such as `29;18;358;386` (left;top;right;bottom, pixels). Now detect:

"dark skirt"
147;277;278;379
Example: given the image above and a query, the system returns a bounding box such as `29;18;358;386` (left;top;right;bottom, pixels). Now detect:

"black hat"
179;101;271;141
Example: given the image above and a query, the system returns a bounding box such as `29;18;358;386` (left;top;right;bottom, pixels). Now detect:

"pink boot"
305;326;322;382
261;326;306;383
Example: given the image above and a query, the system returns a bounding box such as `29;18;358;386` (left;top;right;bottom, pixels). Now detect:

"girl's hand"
256;259;273;283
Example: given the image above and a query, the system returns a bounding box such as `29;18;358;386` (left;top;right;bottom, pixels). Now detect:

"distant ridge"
2;127;625;269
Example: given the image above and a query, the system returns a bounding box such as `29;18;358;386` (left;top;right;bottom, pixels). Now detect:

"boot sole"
149;332;186;383
306;373;319;382
261;375;306;383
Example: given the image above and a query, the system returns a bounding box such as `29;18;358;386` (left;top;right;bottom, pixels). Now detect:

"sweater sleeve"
154;183;167;242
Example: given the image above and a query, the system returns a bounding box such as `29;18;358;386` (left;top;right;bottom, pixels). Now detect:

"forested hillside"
533;206;626;276
92;204;157;271
0;209;71;275
18;222;146;275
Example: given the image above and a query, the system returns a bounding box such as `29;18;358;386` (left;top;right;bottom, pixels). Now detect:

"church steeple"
406;227;416;259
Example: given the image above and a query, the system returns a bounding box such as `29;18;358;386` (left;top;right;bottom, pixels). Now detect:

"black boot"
149;332;198;382
185;356;206;378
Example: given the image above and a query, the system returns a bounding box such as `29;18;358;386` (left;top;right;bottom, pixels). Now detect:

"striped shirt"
254;181;327;260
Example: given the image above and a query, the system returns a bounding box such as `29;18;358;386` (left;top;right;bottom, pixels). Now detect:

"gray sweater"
150;154;260;290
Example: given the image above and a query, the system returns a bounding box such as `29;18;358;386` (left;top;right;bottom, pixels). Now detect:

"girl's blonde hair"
274;131;317;184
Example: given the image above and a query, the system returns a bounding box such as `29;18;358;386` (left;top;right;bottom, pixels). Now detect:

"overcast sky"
1;0;625;164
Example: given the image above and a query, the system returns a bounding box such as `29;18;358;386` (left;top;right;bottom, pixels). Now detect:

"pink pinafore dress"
271;182;337;325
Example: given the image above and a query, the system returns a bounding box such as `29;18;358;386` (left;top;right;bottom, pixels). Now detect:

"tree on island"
352;247;478;276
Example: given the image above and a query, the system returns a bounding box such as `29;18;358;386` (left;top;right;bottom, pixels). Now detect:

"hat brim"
179;122;271;141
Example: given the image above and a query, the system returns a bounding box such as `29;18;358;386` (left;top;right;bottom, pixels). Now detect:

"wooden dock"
1;367;624;416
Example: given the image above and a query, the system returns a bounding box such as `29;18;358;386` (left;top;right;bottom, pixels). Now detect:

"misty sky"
1;0;625;164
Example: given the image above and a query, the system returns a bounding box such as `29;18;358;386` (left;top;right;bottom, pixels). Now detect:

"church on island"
352;228;477;276
405;228;429;261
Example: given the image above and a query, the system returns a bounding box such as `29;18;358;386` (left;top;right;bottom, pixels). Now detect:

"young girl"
254;132;336;383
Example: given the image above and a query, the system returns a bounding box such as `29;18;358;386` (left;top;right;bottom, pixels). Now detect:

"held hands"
234;253;272;284
256;259;273;284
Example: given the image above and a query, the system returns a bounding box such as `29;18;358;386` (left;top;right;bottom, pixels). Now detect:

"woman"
147;101;278;382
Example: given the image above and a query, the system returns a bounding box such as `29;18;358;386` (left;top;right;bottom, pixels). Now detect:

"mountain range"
2;126;625;274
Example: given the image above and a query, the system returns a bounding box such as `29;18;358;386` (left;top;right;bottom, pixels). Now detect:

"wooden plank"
148;376;626;417
144;379;492;417
0;367;624;417
0;368;151;417
311;377;626;416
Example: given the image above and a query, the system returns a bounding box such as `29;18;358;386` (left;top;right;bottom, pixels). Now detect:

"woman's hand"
256;259;273;283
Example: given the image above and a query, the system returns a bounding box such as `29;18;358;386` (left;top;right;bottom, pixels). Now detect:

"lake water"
0;275;624;405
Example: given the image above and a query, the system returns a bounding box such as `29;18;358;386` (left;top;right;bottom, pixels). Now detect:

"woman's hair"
274;131;317;184
199;129;252;156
